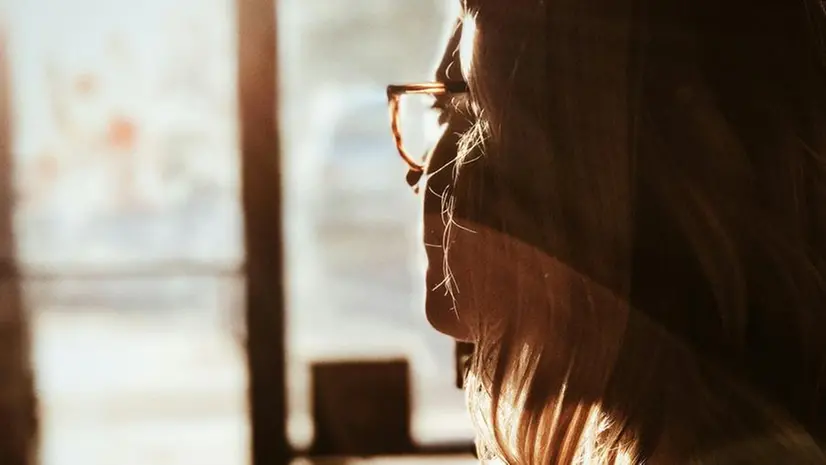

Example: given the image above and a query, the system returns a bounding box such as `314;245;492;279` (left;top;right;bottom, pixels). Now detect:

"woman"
393;0;826;462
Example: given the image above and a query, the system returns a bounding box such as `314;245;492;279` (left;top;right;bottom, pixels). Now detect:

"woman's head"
423;0;826;462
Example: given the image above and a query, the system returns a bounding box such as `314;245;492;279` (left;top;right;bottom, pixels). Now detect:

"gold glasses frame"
386;81;469;191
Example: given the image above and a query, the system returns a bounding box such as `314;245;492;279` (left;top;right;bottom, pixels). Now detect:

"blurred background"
1;0;473;463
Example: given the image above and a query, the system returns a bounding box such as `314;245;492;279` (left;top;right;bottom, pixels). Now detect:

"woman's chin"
424;275;473;341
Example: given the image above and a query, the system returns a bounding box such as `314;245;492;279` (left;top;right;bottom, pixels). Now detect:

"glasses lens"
396;93;444;167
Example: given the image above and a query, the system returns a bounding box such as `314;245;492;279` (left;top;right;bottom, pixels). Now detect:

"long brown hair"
445;0;826;462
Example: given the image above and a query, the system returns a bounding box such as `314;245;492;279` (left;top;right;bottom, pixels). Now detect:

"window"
279;0;472;448
7;0;247;463
6;0;472;462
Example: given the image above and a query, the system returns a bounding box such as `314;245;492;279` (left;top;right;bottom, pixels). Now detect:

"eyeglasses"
386;81;469;192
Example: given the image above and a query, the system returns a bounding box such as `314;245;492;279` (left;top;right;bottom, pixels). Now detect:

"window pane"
280;0;474;447
6;0;248;463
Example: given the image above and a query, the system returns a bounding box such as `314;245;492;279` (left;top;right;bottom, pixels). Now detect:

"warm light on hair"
459;13;477;80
